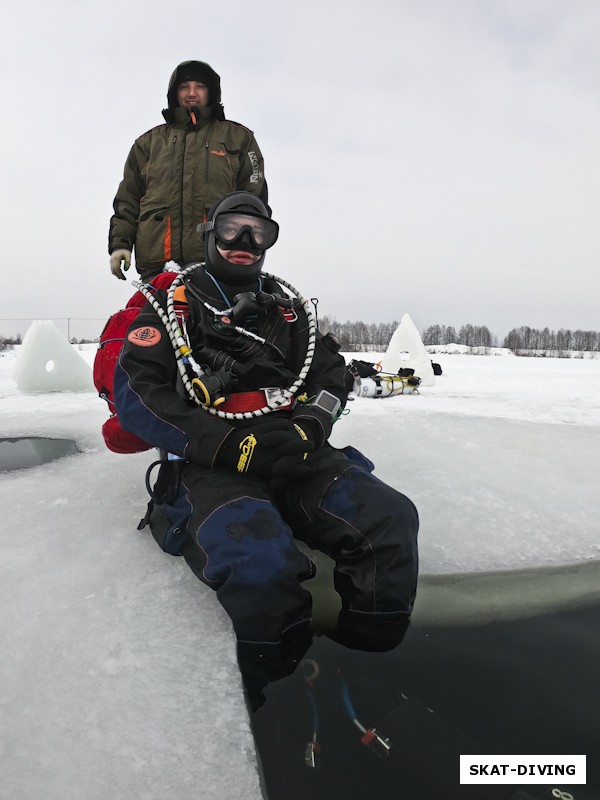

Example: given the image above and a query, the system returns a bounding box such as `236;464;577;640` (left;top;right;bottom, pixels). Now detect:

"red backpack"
94;272;180;453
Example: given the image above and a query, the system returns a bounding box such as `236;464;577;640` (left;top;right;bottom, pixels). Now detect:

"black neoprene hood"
204;192;273;285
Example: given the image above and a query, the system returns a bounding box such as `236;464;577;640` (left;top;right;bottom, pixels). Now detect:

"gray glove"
110;249;131;280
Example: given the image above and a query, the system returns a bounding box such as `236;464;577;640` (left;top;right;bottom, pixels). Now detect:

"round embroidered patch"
127;326;161;346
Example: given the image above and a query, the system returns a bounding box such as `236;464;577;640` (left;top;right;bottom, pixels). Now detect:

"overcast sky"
2;0;599;342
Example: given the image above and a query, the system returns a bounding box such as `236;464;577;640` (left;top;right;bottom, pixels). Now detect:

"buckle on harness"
264;387;294;410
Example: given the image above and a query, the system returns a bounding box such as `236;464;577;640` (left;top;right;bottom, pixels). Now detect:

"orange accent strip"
164;215;172;261
173;286;187;303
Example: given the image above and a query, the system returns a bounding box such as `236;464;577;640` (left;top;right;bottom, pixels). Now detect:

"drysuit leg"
279;446;419;650
179;465;313;645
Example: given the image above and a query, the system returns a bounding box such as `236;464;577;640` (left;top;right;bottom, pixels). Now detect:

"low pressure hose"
147;264;318;420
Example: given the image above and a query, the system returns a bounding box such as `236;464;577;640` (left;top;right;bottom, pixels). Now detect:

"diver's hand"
269;421;319;477
215;419;315;478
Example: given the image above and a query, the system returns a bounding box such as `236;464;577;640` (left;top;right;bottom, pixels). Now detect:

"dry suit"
114;266;419;648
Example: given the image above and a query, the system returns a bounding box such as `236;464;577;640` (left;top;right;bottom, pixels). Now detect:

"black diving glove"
215;418;316;479
269;420;320;478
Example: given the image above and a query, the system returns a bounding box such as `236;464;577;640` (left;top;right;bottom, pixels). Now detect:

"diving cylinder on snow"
353;374;419;398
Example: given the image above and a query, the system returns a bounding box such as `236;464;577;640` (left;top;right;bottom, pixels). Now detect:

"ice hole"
0;437;80;471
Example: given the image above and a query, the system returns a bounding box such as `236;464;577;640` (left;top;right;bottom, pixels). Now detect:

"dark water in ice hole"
0;437;80;471
249;593;600;800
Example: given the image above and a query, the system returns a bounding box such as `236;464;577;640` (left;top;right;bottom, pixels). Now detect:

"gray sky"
2;0;599;342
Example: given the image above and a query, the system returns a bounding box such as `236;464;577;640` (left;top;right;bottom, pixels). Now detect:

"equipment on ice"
345;358;421;398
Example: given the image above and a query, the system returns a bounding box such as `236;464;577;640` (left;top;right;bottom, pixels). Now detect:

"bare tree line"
320;317;498;351
321;317;600;355
503;326;600;354
0;334;23;350
319;316;400;351
422;324;497;347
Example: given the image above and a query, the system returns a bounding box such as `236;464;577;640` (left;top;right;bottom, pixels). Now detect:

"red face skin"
177;81;209;108
216;246;260;265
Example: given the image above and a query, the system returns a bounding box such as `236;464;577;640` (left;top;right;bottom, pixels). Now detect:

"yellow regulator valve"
191;376;227;407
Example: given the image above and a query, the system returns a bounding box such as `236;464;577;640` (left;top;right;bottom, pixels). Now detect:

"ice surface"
0;422;262;799
1;344;599;798
333;408;600;573
13;320;94;393
334;349;600;574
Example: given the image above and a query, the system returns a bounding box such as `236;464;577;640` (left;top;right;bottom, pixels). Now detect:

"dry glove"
110;249;131;280
215;418;315;479
269;421;319;478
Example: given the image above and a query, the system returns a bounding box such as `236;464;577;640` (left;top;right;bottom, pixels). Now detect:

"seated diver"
114;191;419;676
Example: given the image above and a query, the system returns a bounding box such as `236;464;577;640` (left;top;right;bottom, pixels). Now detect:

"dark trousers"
171;446;419;646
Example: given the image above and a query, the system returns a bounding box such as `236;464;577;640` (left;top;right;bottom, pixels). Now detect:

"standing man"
108;60;267;281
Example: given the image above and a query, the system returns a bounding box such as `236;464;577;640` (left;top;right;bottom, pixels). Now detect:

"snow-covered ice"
1;341;599;799
336;350;600;573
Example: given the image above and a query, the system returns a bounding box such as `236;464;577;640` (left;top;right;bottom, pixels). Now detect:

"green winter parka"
109;105;267;279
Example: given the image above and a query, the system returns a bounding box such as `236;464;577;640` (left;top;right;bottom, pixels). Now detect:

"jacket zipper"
171;136;177;180
205;140;209;182
179;133;188;259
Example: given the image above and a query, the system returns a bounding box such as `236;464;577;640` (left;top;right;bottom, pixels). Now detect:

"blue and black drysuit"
114;267;419;650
